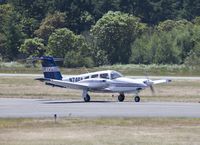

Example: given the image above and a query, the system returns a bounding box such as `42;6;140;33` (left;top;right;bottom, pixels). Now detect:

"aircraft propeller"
144;73;155;94
149;83;155;94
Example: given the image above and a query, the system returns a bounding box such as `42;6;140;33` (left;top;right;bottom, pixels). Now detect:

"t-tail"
34;56;63;80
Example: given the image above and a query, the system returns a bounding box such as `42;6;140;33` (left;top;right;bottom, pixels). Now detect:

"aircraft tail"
39;56;62;80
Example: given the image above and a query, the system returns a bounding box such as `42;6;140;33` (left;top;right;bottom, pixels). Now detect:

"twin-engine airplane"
35;56;171;102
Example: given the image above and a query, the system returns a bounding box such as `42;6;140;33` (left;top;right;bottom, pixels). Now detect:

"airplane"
34;56;171;102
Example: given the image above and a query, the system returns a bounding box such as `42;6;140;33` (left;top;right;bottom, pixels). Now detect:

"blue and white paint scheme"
35;56;172;102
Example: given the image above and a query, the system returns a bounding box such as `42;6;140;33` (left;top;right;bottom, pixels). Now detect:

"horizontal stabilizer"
35;78;50;82
27;56;63;62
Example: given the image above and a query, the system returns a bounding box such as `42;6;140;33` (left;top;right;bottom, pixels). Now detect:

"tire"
84;94;91;102
134;96;140;102
118;94;125;102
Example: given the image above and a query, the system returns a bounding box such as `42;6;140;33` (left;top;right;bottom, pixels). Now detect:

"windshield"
111;72;122;79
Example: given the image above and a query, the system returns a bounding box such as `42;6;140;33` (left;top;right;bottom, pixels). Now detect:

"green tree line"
0;0;200;67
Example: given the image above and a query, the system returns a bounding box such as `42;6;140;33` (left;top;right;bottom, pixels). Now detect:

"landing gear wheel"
118;94;125;102
84;94;90;102
134;96;140;102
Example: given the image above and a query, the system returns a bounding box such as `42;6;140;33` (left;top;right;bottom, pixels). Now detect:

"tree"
64;50;94;68
184;24;200;67
47;28;77;58
19;37;45;57
8;0;48;20
20;17;39;38
184;0;200;20
154;31;182;64
67;0;95;33
175;25;194;62
2;0;200;64
34;11;66;44
91;11;146;64
193;16;200;25
0;33;7;58
184;46;200;68
130;28;184;65
82;31;109;66
184;26;200;67
157;20;178;32
130;31;153;64
0;4;25;60
48;28;93;67
156;19;194;63
157;19;192;32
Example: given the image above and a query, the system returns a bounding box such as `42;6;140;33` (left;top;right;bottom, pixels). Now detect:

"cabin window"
100;73;109;79
91;74;98;78
84;76;89;79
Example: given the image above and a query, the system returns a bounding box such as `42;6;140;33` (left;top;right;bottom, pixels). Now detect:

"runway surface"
0;98;200;118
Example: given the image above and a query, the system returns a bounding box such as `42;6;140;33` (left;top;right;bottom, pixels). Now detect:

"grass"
0;77;199;102
0;117;199;145
0;61;200;76
99;64;200;76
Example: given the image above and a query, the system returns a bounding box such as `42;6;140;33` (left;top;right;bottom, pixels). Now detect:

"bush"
64;51;94;68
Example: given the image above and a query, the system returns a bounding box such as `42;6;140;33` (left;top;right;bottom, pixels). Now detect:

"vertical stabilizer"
40;56;62;80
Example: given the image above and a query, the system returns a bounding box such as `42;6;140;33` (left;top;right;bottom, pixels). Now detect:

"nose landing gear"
134;96;140;102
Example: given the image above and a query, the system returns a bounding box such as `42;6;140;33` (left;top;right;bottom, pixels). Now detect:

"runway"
0;98;200;118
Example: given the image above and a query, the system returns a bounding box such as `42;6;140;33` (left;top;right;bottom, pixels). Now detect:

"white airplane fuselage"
62;70;147;93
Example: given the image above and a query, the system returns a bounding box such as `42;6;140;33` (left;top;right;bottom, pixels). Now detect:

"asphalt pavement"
0;98;200;118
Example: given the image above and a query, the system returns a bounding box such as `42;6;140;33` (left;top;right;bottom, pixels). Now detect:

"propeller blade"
143;72;156;95
150;85;155;94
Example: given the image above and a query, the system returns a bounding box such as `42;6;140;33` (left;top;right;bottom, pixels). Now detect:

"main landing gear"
84;94;91;102
117;94;141;102
82;90;90;102
134;96;140;102
118;93;125;102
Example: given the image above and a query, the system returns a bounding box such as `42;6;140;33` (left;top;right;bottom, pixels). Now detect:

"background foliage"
0;0;200;68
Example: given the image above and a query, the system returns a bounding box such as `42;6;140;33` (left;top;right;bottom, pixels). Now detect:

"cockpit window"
100;73;109;79
111;72;122;79
91;74;98;78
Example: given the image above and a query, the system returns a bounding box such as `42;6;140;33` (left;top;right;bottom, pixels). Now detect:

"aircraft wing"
36;78;109;90
152;79;172;85
41;79;89;90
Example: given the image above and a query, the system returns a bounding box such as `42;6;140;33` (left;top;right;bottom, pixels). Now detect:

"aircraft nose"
143;80;153;86
141;83;148;87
